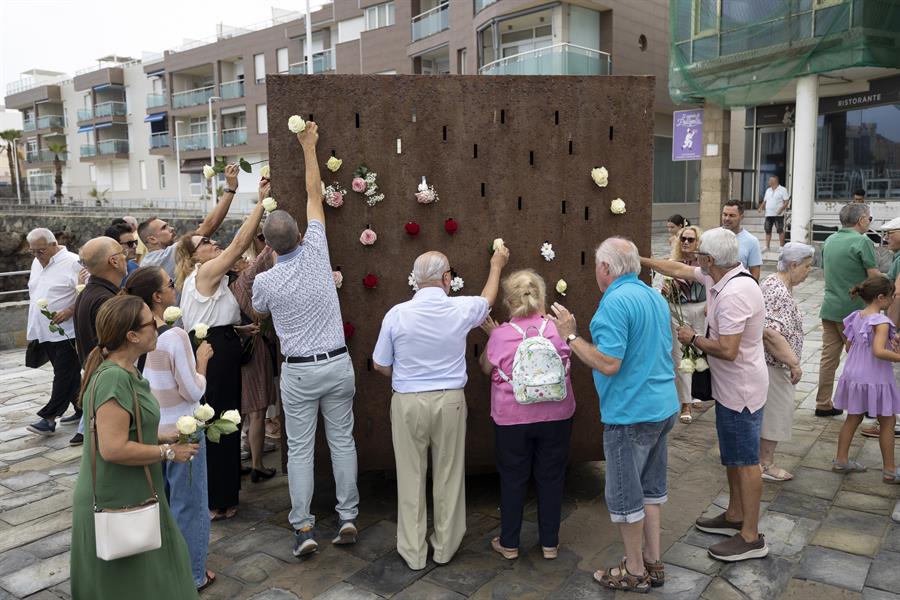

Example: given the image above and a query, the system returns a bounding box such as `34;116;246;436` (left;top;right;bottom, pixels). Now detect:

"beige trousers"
390;389;467;570
670;300;708;405
815;319;848;410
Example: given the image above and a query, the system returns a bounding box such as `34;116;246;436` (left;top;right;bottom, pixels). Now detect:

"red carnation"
343;322;356;339
362;273;378;289
444;218;459;235
405;222;420;237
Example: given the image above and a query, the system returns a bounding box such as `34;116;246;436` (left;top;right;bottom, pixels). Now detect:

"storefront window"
653;136;701;204
816;103;900;201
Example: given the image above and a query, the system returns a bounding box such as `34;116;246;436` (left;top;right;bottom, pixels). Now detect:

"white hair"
777;241;815;272
595;237;640;277
26;228;57;245
699;228;739;268
413;252;449;286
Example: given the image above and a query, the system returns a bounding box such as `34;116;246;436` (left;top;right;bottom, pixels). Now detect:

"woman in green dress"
70;295;199;599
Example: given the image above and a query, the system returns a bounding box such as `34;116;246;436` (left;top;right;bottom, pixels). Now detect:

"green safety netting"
669;0;900;107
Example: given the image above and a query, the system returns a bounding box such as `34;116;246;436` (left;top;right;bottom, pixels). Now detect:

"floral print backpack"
496;320;569;404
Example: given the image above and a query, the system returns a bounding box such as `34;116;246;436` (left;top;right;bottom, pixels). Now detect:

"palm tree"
46;142;67;203
0;129;24;199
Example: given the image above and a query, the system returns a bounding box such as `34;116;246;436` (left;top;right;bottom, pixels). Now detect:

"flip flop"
831;460;867;473
197;570;216;592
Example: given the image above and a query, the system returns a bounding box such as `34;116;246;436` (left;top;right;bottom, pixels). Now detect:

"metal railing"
288;49;336;74
219;80;245;99
23;119;36;131
97;139;129;155
36;115;65;129
176;132;211;152
0;270;30;300
222;127;247;147
26;150;68;163
147;92;167;108
478;43;612;75
411;2;449;41
94;101;127;118
150;131;170;148
172;85;215;109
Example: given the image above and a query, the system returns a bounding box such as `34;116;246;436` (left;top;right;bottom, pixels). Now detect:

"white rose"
332;271;343;289
326;157;343;172
492;238;505;252
591;166;609;188
75;284;86;294
694;357;709;372
259;165;270;179
36;298;48;309
192;323;209;340
262;197;278;213
555;279;568;296
221;409;242;425
610;198;627;215
202;165;216;180
176;415;198;436
450;276;464;292
679;358;696;373
193;403;215;422
540;242;555;262
288;115;306;134
163;306;182;324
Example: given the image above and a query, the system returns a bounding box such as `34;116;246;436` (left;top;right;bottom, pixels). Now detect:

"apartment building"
4;1;688;218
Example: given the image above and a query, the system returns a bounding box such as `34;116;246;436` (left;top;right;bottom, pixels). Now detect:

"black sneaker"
815;408;844;417
69;432;84;446
59;411;82;425
26;418;56;436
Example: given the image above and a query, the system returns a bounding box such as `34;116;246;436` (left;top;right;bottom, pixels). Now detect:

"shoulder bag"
89;367;162;561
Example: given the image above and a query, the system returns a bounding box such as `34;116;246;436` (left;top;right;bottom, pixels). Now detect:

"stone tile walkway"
2;246;900;599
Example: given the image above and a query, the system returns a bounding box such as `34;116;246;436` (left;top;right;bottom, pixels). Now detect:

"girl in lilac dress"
832;276;900;483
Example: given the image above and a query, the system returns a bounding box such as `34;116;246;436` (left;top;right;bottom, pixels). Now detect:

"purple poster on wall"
672;109;704;161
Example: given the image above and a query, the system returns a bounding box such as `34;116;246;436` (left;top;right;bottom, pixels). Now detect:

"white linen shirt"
373;286;489;393
763;185;790;217
26;247;81;343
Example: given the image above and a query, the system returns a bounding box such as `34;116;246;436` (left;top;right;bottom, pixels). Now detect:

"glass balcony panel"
77;108;93;121
23;119;36;131
222;127;247;147
147;93;167;108
313;49;335;73
172;86;215;109
36;115;65;129
478;44;611;76
176;132;211;152
97;139;129;155
411;2;449;41
80;145;98;157
93;101;127;118
150;132;170;148
220;80;245;99
289;62;306;74
474;0;496;12
26;149;67;163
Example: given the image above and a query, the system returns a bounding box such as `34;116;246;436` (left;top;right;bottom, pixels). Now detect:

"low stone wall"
0;301;29;350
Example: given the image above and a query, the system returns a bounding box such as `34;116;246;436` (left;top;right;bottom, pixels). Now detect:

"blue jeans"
715;402;763;467
163;436;210;587
602;414;676;523
281;353;359;530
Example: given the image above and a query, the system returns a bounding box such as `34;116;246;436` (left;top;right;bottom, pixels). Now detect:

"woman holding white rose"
124;266;216;591
175;178;268;520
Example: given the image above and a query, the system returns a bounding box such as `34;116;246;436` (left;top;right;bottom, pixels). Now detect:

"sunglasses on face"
196;237;212;247
444;267;458;279
133;319;156;332
680;236;697;243
256;233;266;242
122;240;138;248
29;247;49;256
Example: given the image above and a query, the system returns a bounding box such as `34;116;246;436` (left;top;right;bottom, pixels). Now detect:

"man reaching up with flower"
252;121;360;557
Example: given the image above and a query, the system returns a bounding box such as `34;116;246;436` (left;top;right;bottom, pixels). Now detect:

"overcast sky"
0;0;329;95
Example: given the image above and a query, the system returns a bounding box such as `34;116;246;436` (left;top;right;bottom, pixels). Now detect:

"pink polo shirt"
694;266;768;413
485;315;576;426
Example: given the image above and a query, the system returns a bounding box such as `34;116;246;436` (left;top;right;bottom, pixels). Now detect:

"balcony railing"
474;0;496;12
176;132;211;152
288;49;336;74
80;145;98;157
147;93;167;108
172;85;215;109
23;119;36;132
150;131;170;148
222;127;247;147
26;150;67;163
36;115;65;129
97;139;129;155
93;101;127;118
77;108;93;121
478;43;612;76
411;2;449;41
220;80;245;99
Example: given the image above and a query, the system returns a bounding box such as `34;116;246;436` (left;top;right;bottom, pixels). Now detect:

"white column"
791;74;818;244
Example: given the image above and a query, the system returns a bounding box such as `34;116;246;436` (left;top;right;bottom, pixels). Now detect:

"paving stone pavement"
2;237;900;599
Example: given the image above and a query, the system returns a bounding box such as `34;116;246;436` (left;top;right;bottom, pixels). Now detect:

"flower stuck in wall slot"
415;177;439;204
359;227;378;246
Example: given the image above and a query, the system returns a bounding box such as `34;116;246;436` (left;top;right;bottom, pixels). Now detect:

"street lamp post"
174;120;184;205
11;137;21;205
305;0;314;75
208;95;221;203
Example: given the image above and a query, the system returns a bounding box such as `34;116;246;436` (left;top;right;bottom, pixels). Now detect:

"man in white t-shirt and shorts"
758;176;790;252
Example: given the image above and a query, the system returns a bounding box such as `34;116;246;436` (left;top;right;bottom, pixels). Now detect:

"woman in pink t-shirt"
479;269;576;561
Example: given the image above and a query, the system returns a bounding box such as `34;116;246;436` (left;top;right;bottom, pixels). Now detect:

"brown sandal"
593;560;650;593
643;557;664;587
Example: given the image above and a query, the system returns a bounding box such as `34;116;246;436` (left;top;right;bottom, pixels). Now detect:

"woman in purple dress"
832;275;900;483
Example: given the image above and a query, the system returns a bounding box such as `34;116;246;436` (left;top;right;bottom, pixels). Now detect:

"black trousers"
204;326;243;511
37;340;81;420
495;417;572;548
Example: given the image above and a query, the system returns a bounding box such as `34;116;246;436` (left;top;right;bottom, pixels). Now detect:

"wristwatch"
566;333;579;343
161;444;175;462
223;187;237;194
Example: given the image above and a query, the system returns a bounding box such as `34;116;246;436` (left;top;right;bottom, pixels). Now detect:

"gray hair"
595;237;640;277
122;216;138;230
777;241;815;272
699;228;739;268
413;251;449;286
261;210;299;254
26;228;57;245
839;203;869;227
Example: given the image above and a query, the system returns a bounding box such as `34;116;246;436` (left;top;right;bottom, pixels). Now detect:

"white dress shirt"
373;286;489;393
27;247;81;343
763;185;790;217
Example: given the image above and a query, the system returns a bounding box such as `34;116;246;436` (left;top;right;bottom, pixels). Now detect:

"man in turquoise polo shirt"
815;202;881;417
551;237;677;592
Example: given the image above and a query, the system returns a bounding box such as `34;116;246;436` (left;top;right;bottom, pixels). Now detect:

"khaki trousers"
390;389;467;570
815;319;848;410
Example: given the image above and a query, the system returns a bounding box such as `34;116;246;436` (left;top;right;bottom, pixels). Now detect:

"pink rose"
351;177;366;193
415;191;431;204
359;228;377;245
327;191;344;208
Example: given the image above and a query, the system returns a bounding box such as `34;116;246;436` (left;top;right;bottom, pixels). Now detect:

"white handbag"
88;367;162;561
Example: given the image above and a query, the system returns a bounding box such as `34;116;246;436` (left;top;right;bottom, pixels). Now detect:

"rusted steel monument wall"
266;74;655;471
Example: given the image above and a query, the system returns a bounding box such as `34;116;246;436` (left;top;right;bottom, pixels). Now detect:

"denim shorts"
602;414;677;524
715;402;763;466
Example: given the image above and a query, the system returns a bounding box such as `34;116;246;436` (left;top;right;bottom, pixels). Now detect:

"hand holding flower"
676;325;696;345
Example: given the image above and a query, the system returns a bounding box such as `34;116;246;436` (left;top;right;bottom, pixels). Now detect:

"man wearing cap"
861;217;900;439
